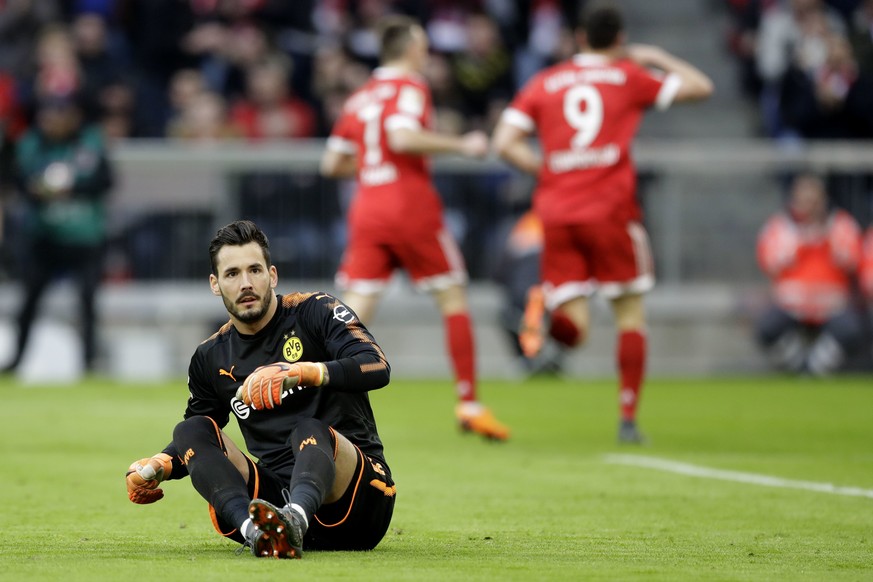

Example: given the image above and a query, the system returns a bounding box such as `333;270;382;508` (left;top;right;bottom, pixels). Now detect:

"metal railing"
90;139;873;284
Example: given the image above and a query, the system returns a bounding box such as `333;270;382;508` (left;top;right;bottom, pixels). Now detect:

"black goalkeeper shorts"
210;445;396;551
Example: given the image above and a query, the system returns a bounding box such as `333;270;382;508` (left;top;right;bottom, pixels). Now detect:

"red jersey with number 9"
503;54;680;226
327;67;444;239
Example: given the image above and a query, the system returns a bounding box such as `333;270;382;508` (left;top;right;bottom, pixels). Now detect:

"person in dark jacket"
2;91;113;374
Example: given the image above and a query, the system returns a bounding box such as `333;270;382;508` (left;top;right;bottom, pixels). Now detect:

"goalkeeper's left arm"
125;453;173;504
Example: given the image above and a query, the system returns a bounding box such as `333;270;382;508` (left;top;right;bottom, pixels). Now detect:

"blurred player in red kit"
493;2;713;443
320;16;509;441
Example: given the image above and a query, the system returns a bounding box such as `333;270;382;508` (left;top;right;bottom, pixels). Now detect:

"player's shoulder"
281;291;359;324
280;291;351;313
198;320;235;348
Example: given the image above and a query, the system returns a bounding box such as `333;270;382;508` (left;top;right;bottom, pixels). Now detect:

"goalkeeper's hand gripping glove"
236;361;327;411
126;453;173;504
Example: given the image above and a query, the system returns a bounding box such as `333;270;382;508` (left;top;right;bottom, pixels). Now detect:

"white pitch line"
603;454;873;499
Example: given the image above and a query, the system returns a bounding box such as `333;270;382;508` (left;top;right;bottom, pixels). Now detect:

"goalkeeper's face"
210;242;278;329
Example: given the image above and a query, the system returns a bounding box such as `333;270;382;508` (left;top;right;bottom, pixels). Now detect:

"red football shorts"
541;221;654;308
336;227;468;294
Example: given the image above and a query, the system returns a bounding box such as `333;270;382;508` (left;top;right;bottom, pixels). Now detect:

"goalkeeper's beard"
224;290;273;324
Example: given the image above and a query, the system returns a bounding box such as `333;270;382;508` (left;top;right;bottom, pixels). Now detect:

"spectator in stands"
229;54;317;140
779;23;873;138
167;90;237;142
1;91;114;375
71;12;137;137
29;24;83;108
849;0;873;74
756;172;864;375
0;0;61;81
755;0;847;137
450;13;514;130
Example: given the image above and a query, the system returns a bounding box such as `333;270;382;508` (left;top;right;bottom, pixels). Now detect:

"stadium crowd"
0;0;584;143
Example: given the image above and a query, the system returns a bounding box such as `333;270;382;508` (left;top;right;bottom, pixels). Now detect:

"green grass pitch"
0;373;871;581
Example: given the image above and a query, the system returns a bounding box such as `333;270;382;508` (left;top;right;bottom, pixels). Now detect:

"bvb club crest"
283;335;303;362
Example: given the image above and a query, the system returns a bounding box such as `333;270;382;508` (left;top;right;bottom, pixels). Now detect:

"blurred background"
0;0;871;382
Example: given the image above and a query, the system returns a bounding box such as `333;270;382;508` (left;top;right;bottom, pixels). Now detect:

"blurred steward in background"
492;2;714;444
756;172;864;375
1;90;114;375
856;222;873;360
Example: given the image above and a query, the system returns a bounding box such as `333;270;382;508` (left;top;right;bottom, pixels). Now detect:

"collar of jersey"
573;53;612;67
373;66;424;83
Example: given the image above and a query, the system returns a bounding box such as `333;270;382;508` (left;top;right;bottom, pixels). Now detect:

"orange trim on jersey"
282;292;318;308
313;446;365;528
328;426;339;461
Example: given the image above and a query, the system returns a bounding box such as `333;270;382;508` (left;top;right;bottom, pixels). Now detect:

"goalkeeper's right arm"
125;453;173;504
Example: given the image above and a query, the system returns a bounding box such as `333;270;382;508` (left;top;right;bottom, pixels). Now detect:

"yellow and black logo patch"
283;336;303;362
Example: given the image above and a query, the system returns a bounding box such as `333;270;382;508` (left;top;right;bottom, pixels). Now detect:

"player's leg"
432;283;510;441
528;224;593;358
298;435;396;551
401;228;509;440
2;240;53;373
334;237;393;324
341;290;382;324
171;416;255;543
249;422;383;556
432;283;476;401
593;221;654;444
249;419;348;558
75;244;103;373
806;308;864;375
610;293;648;443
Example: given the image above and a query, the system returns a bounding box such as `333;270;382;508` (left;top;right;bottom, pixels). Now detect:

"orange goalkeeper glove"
126;453;173;504
236;361;327;410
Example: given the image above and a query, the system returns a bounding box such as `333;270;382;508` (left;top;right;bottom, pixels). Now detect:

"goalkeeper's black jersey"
164;292;391;480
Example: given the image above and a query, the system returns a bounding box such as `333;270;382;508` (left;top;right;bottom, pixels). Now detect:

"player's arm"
126;451;174;504
320;139;358;179
626;44;714;103
387;126;488;159
492;116;541;176
238;295;390;409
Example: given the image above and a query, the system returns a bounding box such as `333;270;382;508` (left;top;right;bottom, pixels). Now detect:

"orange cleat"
456;402;510;441
519;285;545;358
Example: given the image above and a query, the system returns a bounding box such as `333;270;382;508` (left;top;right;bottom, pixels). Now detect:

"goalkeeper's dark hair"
209;220;271;275
578;2;624;50
378;15;420;63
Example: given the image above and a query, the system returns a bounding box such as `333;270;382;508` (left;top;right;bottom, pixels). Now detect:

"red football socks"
445;312;477;402
618;330;646;421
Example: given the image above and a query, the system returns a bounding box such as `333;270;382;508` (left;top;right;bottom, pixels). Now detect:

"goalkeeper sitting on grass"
125;220;395;559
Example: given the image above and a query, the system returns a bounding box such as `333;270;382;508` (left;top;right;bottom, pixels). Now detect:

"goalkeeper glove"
126;453;173;504
236;361;327;411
